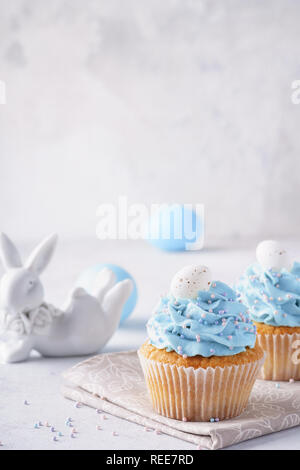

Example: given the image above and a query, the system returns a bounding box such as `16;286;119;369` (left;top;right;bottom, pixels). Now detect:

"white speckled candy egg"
170;265;212;299
256;240;291;271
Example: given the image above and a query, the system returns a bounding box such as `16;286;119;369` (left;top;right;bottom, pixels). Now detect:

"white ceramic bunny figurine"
0;233;133;363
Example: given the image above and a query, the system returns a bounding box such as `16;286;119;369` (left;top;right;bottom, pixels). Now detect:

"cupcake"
236;240;300;381
138;265;264;422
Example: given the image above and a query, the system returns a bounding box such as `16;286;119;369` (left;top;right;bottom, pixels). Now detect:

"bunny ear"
25;234;58;275
0;233;22;270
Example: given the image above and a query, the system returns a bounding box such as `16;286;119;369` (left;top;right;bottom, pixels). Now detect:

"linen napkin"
62;350;300;450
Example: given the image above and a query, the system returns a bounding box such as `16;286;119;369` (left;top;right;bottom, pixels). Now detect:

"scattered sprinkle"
210;418;215;423
112;431;118;437
96;425;102;431
70;433;76;439
58;432;63;437
34;424;39;429
75;402;82;408
51;427;56;432
289;378;295;383
275;383;280;389
24;400;29;406
53;436;58;442
182;417;187;422
155;429;162;435
96;409;102;414
215;418;220;422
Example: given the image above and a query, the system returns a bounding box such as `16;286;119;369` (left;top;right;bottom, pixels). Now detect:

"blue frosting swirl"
147;281;256;357
236;262;300;327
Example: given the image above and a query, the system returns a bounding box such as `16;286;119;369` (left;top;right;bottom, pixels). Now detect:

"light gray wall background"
0;0;300;243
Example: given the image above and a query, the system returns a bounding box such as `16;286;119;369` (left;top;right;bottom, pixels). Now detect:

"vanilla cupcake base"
257;332;300;381
138;349;264;422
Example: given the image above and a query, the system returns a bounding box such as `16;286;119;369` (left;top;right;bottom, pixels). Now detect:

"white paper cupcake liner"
257;332;300;381
138;351;264;422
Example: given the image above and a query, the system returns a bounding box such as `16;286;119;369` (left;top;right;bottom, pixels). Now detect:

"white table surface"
1;238;300;450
